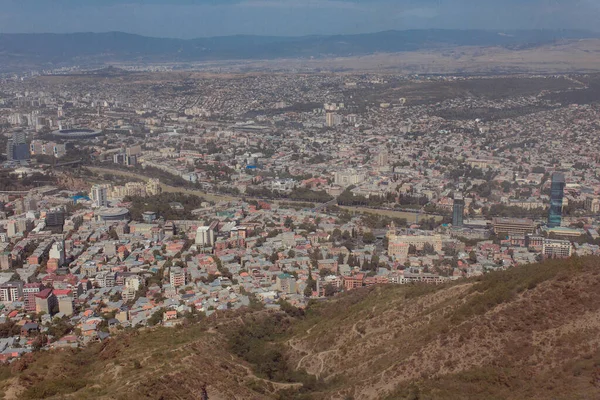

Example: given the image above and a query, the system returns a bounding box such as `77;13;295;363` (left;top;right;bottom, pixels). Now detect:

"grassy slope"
0;320;279;400
2;256;600;399
287;256;600;399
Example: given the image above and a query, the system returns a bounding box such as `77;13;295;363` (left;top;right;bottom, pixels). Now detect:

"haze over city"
1;1;600;399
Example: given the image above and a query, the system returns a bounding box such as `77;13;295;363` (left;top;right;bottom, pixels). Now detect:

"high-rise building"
6;131;29;161
0;281;23;303
57;294;74;316
169;267;186;287
325;112;342;127
195;225;215;248
125;182;146;197
452;195;465;227
35;288;58;315
548;173;565;228
6;220;19;238
125;155;137;167
6;138;14;161
126;145;142;156
585;196;600;213
90;184;109;208
49;241;65;265
146;179;162;196
376;150;389;167
24;197;37;212
276;273;297;294
45;207;65;227
23;283;44;311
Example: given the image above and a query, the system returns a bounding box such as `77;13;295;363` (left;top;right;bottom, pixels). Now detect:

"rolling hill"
2;256;600;399
0;29;598;69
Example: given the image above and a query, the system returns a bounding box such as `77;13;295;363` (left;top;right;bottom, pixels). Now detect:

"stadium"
51;128;104;139
95;207;130;222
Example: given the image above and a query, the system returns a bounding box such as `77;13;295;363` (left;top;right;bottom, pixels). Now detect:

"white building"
49;241;65;265
0;282;22;303
542;239;572;258
195;226;215;248
125;276;143;291
90;185;109;208
334;169;366;187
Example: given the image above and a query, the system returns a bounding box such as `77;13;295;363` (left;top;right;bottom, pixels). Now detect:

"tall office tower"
548;172;565;228
12;131;26;145
6;131;29;161
452;194;465;227
90;185;109;208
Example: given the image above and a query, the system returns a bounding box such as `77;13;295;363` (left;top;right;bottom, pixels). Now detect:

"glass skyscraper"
548;172;565;228
453;194;464;227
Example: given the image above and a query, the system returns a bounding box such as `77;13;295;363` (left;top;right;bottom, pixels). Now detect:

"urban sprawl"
0;71;598;358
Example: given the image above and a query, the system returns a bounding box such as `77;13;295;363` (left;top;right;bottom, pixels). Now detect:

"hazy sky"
1;0;599;38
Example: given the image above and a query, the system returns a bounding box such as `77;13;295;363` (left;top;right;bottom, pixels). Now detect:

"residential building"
0;282;23;303
96;272;116;288
146;178;162;196
90;184;109;208
388;241;410;261
376;150;389;167
57;294;74;316
122;287;136;302
276;273;296;294
35;288;58;315
585;196;600;213
334;169;366;187
525;235;544;251
542;239;572;258
343;274;365;290
23;283;43;311
49;241;65;266
125;182;146;197
45;208;65;227
0;253;12;270
325;112;342;127
169;267;186;287
195;225;215;248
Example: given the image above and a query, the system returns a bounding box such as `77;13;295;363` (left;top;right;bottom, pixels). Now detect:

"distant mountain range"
0;29;599;69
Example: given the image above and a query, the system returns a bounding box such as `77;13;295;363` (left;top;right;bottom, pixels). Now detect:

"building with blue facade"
548;172;565;228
